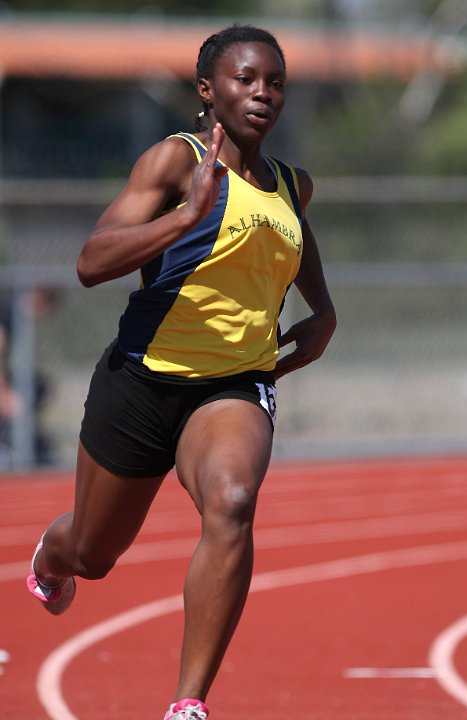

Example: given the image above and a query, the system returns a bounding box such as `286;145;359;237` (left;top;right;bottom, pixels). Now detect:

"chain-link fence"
1;177;466;470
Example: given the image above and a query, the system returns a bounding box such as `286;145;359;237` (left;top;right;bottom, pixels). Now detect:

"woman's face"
199;41;286;142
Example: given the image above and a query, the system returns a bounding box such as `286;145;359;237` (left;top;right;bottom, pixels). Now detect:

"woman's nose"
252;79;271;100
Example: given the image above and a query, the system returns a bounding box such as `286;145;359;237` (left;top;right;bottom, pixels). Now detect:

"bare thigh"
175;399;273;513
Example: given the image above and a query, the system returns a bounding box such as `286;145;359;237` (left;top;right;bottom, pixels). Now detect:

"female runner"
27;25;336;720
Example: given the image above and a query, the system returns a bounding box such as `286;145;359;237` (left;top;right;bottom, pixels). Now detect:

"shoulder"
91;134;201;230
128;134;198;194
294;167;314;212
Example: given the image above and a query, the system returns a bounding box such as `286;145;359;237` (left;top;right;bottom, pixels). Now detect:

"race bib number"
255;383;277;426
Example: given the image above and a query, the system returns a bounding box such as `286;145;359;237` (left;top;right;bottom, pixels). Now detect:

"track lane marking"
429;615;467;708
344;667;440;679
37;541;467;720
4;511;467;581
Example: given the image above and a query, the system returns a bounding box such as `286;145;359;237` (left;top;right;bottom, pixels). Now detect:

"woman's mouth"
245;110;272;127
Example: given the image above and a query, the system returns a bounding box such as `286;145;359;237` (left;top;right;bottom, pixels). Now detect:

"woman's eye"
235;76;250;84
272;80;284;89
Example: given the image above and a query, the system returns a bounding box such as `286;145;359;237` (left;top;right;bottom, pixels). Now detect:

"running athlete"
27;25;336;720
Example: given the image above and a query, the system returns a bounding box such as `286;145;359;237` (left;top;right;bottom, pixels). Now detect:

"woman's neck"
200;129;275;192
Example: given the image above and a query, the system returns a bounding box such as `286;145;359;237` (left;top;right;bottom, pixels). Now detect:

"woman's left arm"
274;170;337;380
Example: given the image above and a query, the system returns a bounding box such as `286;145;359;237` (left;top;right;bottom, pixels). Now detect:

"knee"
205;475;258;531
39;517;116;581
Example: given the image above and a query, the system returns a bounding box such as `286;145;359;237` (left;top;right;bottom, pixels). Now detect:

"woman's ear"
197;78;212;105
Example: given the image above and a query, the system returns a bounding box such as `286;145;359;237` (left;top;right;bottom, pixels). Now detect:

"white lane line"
0;648;11;676
5;511;467;582
119;512;467;560
0;561;30;582
5;503;466;547
37;541;467;720
37;595;184;720
429;615;467;708
250;541;467;591
344;667;439;679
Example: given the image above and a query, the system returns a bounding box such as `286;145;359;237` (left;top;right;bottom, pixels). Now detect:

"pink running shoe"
163;699;209;720
26;535;76;616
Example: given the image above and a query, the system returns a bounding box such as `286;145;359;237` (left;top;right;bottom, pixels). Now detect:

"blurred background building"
0;0;466;470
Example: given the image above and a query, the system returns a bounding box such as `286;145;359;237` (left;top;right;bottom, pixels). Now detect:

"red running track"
2;455;467;719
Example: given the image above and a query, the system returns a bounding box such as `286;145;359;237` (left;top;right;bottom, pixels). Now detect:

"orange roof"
0;18;463;82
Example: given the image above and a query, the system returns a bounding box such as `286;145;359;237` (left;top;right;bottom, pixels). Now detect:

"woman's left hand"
274;311;336;380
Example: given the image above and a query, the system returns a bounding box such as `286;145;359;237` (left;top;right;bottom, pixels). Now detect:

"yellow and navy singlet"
117;133;304;378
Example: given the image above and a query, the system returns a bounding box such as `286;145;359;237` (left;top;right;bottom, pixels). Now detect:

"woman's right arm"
77;124;226;287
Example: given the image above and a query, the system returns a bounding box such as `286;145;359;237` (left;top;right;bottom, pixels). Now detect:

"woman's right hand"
183;123;229;223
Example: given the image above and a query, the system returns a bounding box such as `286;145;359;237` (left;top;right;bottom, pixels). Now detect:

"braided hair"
194;25;286;131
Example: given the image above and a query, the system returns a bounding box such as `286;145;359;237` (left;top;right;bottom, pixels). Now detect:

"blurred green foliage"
295;71;467;176
408;75;467;174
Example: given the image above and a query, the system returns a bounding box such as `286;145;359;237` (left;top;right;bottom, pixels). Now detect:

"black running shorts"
80;342;277;478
